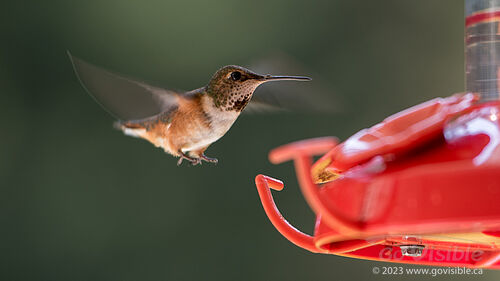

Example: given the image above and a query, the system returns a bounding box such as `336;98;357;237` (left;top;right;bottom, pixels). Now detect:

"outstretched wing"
68;52;179;121
244;53;341;114
244;79;339;114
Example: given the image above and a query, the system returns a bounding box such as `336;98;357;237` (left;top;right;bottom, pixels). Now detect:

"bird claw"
177;152;217;166
177;153;200;166
200;154;218;164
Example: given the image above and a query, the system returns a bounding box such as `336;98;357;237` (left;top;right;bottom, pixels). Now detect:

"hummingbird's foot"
200;154;218;164
177;152;201;166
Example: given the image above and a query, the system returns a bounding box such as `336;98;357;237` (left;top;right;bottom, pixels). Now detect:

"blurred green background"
1;0;498;280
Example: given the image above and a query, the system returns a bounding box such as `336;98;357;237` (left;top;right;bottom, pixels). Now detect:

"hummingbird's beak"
259;74;312;82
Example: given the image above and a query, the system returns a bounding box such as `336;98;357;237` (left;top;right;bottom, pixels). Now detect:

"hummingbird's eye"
230;71;241;81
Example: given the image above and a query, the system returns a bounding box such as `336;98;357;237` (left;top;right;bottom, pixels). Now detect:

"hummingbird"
68;53;311;165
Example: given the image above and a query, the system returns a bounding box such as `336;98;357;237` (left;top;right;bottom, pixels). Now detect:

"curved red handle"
268;137;340;165
255;174;326;253
269;137;364;234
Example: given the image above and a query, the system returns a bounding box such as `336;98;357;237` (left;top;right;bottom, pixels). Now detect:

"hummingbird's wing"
244;97;285;113
68;52;179;121
244;53;341;114
244;82;338;113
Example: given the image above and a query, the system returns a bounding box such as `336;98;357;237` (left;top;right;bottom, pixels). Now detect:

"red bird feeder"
255;0;500;269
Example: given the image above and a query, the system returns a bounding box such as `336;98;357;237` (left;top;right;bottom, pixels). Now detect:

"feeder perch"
255;0;500;269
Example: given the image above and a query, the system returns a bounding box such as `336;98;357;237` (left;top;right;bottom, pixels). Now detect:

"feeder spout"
254;175;325;253
466;0;500;102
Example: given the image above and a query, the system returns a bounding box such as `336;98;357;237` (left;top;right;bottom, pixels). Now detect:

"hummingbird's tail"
113;121;147;139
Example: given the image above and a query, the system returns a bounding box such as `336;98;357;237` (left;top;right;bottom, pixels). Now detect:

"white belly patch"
180;95;240;152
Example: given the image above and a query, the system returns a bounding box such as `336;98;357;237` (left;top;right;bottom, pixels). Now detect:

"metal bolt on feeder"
254;0;500;269
400;245;425;257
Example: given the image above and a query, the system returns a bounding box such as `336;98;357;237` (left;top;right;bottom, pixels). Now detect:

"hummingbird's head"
206;65;310;112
